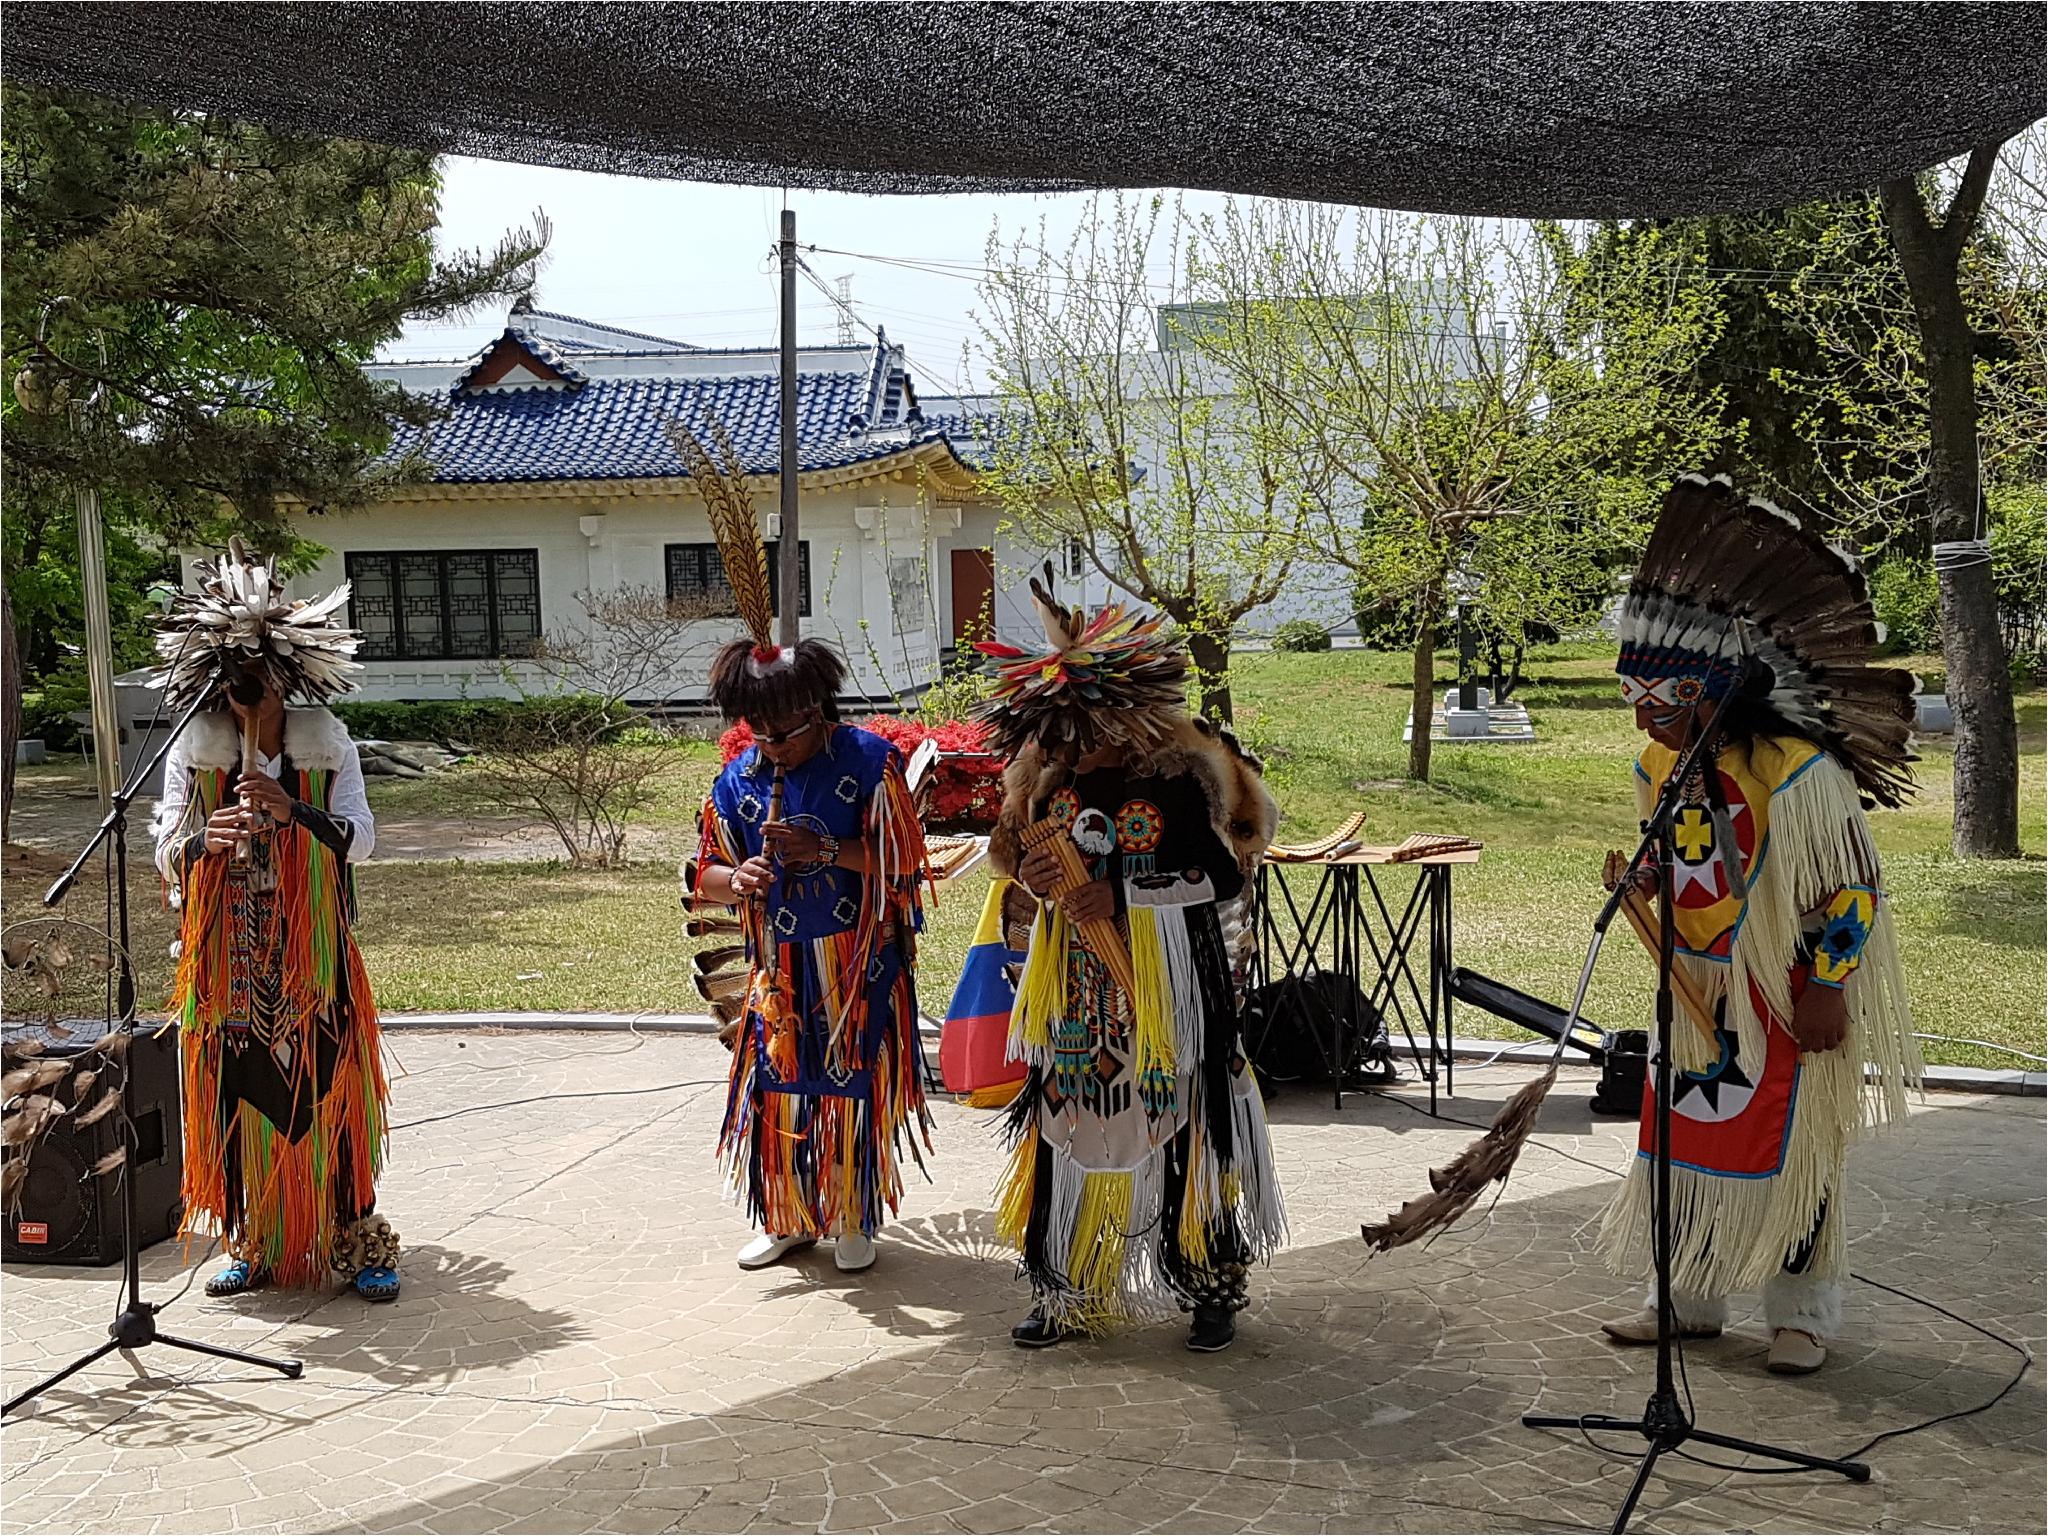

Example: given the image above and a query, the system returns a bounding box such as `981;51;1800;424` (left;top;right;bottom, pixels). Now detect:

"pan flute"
1266;811;1369;863
1388;832;1484;863
1019;816;1138;1000
924;833;983;883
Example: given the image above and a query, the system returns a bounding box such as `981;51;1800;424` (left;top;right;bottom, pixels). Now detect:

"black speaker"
2;1017;184;1266
1244;971;1395;1087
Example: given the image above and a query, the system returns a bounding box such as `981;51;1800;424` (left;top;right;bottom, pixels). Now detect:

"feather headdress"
666;414;848;722
1616;474;1916;808
153;538;360;710
972;565;1190;761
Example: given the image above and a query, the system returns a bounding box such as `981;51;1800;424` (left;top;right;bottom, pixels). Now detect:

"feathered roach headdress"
666;415;847;723
1618;474;1916;808
972;565;1189;761
153;538;361;710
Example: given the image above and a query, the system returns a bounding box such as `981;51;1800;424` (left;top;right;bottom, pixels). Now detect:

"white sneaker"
834;1232;877;1272
737;1233;816;1270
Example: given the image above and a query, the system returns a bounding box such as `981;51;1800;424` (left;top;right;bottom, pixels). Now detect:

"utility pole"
778;209;800;648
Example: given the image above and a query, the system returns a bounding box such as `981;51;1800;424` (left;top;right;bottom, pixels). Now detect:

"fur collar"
180;707;357;774
990;715;1278;878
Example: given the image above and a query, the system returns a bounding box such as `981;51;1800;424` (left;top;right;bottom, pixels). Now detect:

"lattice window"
344;549;541;661
888;556;926;636
665;540;811;618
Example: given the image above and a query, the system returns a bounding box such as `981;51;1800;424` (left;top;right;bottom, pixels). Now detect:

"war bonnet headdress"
153;538;361;709
1617;474;1915;807
972;567;1190;761
666;416;847;723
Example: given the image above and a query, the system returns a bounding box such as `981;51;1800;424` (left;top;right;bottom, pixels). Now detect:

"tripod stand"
4;691;302;1418
1521;703;1868;1532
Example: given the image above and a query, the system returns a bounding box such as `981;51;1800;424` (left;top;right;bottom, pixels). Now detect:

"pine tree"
1;85;546;835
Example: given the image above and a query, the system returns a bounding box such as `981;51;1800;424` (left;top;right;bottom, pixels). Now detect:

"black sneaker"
1187;1304;1235;1353
1011;1311;1064;1349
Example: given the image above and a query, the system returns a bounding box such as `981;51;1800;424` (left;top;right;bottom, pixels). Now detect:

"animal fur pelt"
990;714;1278;878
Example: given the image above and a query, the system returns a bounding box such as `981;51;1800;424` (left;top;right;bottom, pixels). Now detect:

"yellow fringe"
1127;905;1175;1088
1065;1172;1134;1324
963;1081;1025;1109
1012;904;1066;1056
993;1133;1037;1250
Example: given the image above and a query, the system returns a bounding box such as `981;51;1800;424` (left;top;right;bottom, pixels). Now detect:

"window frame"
343;548;542;662
664;539;813;619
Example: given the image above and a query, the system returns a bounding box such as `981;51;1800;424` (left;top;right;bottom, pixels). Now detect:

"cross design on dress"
1673;807;1715;863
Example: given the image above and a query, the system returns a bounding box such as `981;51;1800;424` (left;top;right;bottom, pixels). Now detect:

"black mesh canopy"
2;1;2041;216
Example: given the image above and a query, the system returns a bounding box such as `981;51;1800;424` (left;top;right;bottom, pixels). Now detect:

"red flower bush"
717;716;1003;828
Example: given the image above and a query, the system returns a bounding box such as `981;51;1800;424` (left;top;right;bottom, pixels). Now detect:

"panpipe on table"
1265;811;1368;863
1388;832;1484;862
1018;816;1137;999
924;833;984;883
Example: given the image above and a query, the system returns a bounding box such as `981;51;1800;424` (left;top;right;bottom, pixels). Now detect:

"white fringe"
1228;1068;1289;1259
1603;737;1918;1297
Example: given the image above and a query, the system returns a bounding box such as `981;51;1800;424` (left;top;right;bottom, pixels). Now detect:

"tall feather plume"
154;538;361;709
1620;475;1916;807
666;415;775;649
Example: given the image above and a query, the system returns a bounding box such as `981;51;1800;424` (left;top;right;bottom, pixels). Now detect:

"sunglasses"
754;714;821;746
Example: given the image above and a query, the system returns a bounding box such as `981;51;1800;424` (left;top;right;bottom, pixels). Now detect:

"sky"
387;157;1254;396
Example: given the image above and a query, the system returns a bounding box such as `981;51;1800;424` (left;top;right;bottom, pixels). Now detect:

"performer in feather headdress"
150;542;398;1301
673;420;933;1274
1596;474;1920;1375
978;572;1282;1352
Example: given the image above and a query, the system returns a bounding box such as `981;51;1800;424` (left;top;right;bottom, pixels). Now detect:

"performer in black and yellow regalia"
151;545;398;1302
1599;475;1921;1375
977;575;1282;1353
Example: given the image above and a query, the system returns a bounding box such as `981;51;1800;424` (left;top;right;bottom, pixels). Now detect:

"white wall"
259;480;953;706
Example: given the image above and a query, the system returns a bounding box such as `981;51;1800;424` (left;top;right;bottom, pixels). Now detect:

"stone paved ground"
2;1033;2042;1535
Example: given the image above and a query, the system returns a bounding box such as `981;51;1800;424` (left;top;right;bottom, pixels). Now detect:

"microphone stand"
1521;703;1868;1532
5;690;303;1418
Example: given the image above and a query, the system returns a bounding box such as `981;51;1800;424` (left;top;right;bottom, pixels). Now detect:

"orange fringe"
169;769;387;1287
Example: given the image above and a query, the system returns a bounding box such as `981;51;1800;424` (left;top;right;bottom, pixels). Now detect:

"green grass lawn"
12;646;2041;1070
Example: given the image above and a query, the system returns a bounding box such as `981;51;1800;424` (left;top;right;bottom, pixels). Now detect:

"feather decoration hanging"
665;415;776;649
154;537;362;709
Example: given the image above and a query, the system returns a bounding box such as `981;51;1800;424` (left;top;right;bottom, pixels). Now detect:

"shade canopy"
3;2;2041;216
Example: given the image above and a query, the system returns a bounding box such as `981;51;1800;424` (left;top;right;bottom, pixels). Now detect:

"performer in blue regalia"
692;633;932;1274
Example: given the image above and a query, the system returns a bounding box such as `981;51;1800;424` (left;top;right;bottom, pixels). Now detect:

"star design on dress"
835;774;861;803
737;792;764;824
1670;1028;1756;1121
774;906;799;935
833;895;859;925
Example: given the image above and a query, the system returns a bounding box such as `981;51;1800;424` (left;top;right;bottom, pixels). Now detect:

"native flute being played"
676;415;932;1279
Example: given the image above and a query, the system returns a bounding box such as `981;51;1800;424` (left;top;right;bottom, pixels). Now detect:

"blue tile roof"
390;369;961;483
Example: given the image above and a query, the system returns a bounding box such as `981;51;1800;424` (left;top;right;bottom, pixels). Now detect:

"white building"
217;304;1032;706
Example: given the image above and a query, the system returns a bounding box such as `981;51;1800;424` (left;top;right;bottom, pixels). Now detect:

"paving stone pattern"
3;1034;2041;1534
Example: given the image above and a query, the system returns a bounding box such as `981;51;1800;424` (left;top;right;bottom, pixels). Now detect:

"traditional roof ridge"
450;328;588;394
518;306;698;352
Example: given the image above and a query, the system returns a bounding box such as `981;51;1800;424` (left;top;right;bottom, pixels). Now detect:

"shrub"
720;715;1003;828
331;696;621;748
1271;620;1332;653
1869;558;1939;656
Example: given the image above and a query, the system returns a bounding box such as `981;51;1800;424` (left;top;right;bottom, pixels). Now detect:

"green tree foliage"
1194;209;1725;778
975;194;1324;723
1;85;544;831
